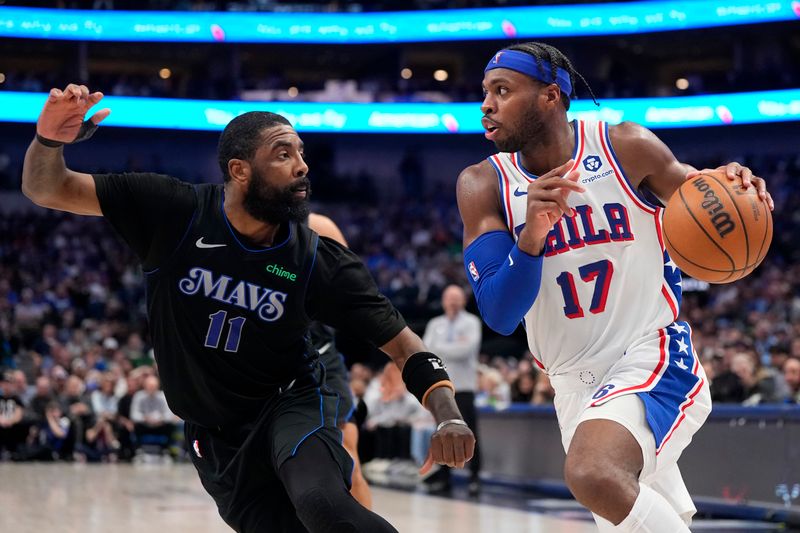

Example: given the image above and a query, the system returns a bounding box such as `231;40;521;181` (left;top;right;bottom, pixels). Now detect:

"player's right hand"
37;84;111;143
518;159;583;255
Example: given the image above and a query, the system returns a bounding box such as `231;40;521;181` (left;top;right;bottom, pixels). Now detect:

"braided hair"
505;42;598;110
218;111;292;182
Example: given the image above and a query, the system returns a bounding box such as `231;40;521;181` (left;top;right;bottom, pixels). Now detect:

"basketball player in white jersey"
457;42;774;532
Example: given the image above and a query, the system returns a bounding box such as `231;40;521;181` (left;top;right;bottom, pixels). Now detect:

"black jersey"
93;172;406;427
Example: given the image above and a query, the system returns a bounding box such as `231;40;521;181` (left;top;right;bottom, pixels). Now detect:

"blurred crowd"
1;151;800;465
3;59;795;105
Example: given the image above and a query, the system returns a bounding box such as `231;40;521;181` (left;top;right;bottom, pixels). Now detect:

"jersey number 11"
205;310;246;352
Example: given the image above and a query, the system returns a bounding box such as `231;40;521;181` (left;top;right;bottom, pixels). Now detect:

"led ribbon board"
1;90;799;133
0;2;797;43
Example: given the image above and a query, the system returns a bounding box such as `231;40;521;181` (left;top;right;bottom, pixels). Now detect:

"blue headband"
485;50;573;96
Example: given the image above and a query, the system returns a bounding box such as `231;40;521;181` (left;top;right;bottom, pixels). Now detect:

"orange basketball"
662;169;772;284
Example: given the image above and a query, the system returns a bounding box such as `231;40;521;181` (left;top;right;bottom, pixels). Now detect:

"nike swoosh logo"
508;253;514;266
196;237;227;249
513;188;528;197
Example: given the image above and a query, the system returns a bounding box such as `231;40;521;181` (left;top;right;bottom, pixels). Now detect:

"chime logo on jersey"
265;263;297;282
178;267;288;322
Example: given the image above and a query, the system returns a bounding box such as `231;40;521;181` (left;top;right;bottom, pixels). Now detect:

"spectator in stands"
61;375;95;459
475;365;510;409
708;351;745;403
26;375;56;425
0;372;25;459
422;284;482;493
532;373;555;405
362;363;423;465
510;370;536;403
783;357;800;404
731;351;787;405
116;370;143;461
26;401;71;461
130;375;175;457
86;371;120;460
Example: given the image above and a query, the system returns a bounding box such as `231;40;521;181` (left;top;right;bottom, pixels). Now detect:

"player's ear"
227;158;250;185
544;84;562;106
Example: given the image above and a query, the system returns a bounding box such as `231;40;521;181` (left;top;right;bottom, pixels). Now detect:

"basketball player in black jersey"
22;84;475;533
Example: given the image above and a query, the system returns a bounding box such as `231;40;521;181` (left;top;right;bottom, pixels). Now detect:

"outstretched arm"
380;327;475;473
609;121;773;210
21;84;111;215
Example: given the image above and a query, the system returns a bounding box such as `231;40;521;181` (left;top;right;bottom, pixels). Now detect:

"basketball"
662;170;772;284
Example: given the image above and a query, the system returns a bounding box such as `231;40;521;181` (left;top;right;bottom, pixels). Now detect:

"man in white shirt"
131;375;176;456
423;285;483;494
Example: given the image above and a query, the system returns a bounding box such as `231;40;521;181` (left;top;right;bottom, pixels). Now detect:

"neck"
223;185;281;247
518;115;574;176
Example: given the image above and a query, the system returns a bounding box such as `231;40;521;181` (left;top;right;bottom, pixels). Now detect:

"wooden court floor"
0;462;596;533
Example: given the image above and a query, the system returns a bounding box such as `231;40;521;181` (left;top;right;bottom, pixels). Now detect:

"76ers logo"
592;384;615;400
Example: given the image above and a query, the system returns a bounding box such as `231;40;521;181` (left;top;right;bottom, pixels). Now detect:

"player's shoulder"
608;121;658;149
457;159;499;198
313;233;355;263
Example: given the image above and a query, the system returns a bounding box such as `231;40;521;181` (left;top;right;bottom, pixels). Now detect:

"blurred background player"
458;41;772;532
307;212;372;509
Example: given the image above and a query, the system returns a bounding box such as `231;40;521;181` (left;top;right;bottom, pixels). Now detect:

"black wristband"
36;120;100;148
401;352;452;405
35;134;64;148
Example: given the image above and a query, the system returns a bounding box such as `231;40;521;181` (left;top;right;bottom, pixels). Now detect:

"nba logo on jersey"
193;439;202;458
582;155;602;172
468;261;480;281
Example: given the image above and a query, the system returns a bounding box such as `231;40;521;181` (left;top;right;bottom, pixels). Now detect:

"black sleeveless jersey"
144;184;318;425
93;173;407;429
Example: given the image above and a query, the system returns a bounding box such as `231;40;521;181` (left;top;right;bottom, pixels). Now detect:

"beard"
242;169;311;225
493;105;548;153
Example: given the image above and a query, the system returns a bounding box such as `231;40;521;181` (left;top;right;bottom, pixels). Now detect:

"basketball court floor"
0;463;789;532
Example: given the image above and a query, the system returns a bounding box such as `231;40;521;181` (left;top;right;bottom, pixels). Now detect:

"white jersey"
488;119;682;376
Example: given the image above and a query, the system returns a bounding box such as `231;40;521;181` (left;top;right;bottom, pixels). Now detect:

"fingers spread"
65;84;82;100
725;162;742;181
48;88;63;102
89;108;112;124
88;91;104;105
740;167;753;188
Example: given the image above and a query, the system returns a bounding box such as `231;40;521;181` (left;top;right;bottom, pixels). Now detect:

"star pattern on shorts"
665;257;678;273
670;323;688;334
675;336;689;355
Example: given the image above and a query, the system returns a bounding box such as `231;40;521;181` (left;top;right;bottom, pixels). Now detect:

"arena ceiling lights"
0;1;797;43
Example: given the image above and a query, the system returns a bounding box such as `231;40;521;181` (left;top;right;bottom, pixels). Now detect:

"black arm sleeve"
306;237;406;347
92;172;197;271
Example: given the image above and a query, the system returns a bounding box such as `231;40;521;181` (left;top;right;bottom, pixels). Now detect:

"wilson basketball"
662;170;772;283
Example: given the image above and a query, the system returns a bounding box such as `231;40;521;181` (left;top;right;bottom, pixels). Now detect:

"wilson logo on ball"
692;176;735;238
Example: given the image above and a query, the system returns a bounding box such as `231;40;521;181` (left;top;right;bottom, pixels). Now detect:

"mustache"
289;177;311;193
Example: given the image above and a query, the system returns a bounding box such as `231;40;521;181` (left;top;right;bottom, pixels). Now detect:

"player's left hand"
687;162;774;211
419;422;475;474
